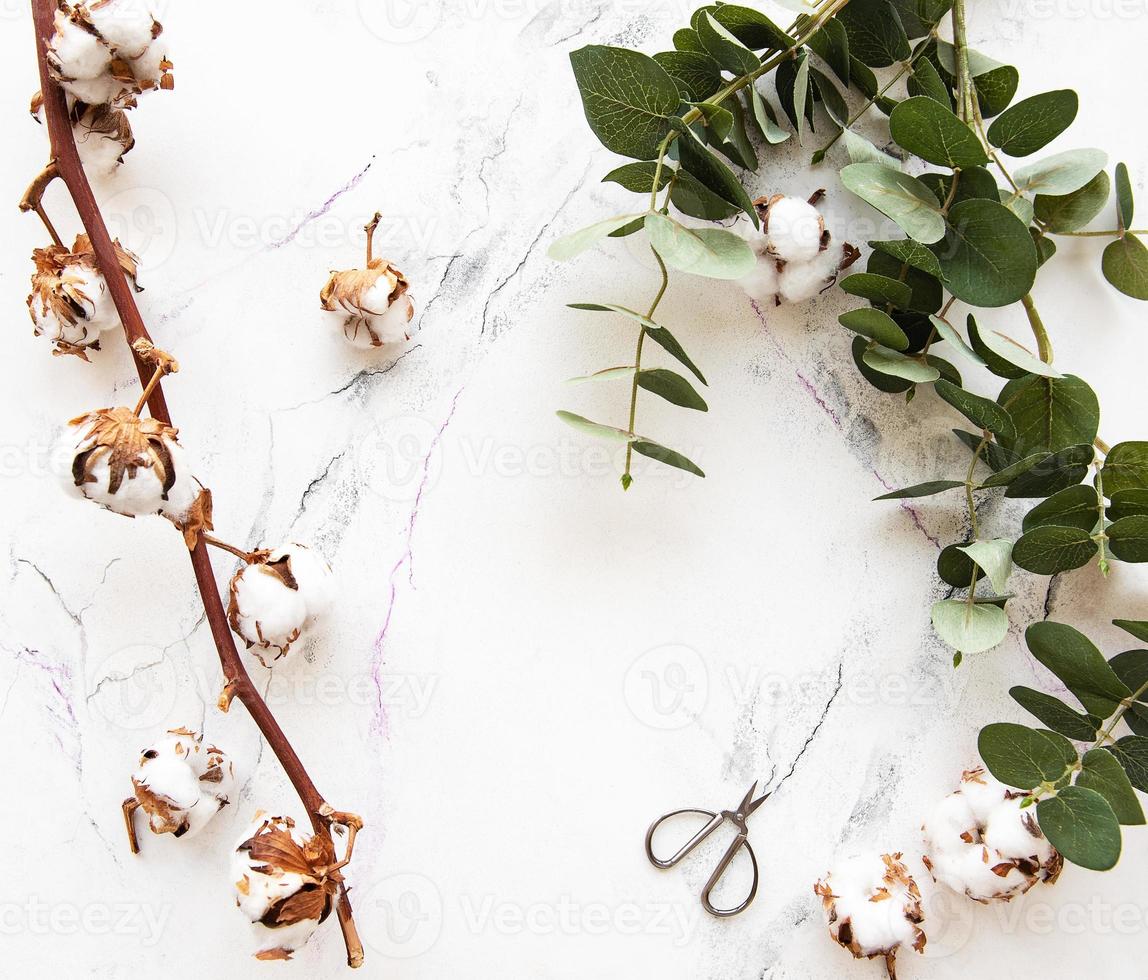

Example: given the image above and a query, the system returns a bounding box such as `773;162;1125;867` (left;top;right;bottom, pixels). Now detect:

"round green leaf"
957;538;1014;594
1116;161;1135;227
839;273;914;309
1108;515;1148;563
841;163;946;244
973;65;1020;118
935;199;1037;307
870;239;945;279
938;540;984;587
967;314;1060;379
1106;736;1148;792
978;722;1077;789
1110;489;1148;522
1012;525;1097;574
1023;484;1101;533
839;308;910;350
862;345;941;383
653;50;722;102
1033;170;1110;232
696;12;760;75
1078;749;1145;825
986;89;1079;157
837;0;910;67
889;96;988;168
932;599;1009;653
645;214;756;280
866;250;943;313
852;336;912;393
569;46;680;160
1036;786;1122;870
1014;148;1108;196
1102;233;1148;300
1004;445;1094;500
1099;442;1148;495
997;374;1099;456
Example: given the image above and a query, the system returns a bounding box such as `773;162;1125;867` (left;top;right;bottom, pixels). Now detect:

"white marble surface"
2;1;1147;977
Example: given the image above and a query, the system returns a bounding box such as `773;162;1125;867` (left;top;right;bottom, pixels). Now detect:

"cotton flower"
70;100;135;175
232;813;341;961
46;0;173;106
64;405;213;546
814;851;925;977
739;192;859;306
320;212;417;348
125;727;236;848
227;544;334;664
27;233;138;357
922;768;1062;903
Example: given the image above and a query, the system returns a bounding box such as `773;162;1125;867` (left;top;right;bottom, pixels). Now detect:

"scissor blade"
736;781;758;814
746;790;771;815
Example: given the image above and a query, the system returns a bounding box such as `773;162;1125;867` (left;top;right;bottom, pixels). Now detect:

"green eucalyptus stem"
1095;677;1148;746
951;0;975;123
1054;228;1148;237
646;0;853;200
1020;293;1053;364
815;34;936;157
965;434;988;541
1094;464;1111;576
622;246;670;489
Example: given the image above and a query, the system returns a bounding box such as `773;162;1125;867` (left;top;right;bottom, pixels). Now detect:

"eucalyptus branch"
1020;293;1053;364
622;247;670;489
27;0;363;966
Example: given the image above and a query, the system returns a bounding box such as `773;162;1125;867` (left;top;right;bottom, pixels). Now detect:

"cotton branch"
26;0;363;967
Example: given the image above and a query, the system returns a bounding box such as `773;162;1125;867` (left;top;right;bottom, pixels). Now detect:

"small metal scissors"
644;781;770;917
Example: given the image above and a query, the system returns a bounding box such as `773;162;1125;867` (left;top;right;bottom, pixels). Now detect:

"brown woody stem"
202;533;256;563
28;1;363;967
364;211;381;264
122;797;140;854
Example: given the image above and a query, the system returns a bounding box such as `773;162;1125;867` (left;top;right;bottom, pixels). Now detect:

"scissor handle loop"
701;836;758;917
644;808;722;869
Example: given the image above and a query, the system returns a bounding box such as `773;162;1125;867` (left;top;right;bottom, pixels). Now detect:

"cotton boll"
762;195;825;263
778;240;844;304
922;768;1062;903
227;544;334;662
738;193;857;307
321;260;417;349
232;814;339;961
48;10;111;80
129;728;236;843
738;256;780;304
815;851;925;974
72;103;135;177
83;0;158;59
64;406;213;548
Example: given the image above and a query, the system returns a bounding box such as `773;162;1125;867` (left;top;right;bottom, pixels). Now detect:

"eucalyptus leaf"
793;51;811;144
549;214;646;260
555;410;635;442
568;302;707;385
1036;786;1122;870
978;722;1077;788
749;87;791;144
837;0;910;68
839;308;912;351
841;163;945;244
653;50;723;102
938;540;983;587
804;15;850;83
928;315;983;365
841;273;914;308
1108;515;1148;562
1102;233;1148;300
697;12;760;75
637;368;708;411
810;67;850;129
1033;170;1111;232
1012;524;1097;574
1026;621;1131;717
997;375;1099;456
1099;442;1148;495
645;213;756;280
710;4;794;50
1010;687;1099;740
978;452;1046;487
566;366;634;385
874;480;964;500
973;65;1019;118
1014;148;1108;197
932;599;1009;653
1004;444;1094;500
987;89;1078;157
867;250;943;312
569;46;680;160
1110;489;1148;521
1078;749;1145;825
842;129;899;169
673;28;706;53
1022;484;1100;533
935;39;1003;77
1106;736;1148;792
852;336;913;393
907;56;951;106
862;345;941;383
676;129;758;222
1115;621;1148;644
968;316;1061;378
958;538;1014;594
870;239;945;278
631;439;705;477
935;199;1037;307
889;96;987;168
934;379;1016;440
692;101;735;143
1116;161;1134;227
